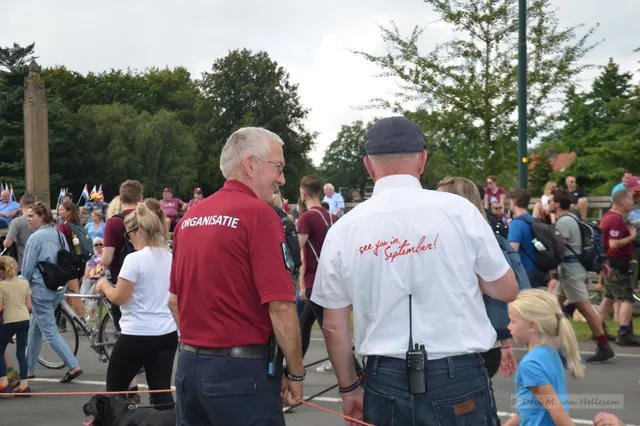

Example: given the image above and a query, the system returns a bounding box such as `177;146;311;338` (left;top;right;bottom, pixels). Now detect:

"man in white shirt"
311;116;518;426
322;184;345;217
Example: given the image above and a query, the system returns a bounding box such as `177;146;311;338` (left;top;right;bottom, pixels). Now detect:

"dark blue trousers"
175;349;284;426
363;354;499;426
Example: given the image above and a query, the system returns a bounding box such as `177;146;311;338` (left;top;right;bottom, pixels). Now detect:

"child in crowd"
504;289;585;426
0;256;32;395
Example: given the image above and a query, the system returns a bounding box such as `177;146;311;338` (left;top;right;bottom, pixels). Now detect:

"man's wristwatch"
283;366;306;382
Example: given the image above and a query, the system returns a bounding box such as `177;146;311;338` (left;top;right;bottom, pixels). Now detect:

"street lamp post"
518;0;528;189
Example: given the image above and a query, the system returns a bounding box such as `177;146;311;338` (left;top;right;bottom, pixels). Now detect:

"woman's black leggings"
106;331;178;407
300;300;316;357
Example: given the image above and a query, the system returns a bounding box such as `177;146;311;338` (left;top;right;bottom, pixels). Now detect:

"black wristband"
338;379;360;394
284;367;306;382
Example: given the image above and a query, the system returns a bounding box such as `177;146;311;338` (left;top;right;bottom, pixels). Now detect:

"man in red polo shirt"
598;189;640;346
169;127;304;426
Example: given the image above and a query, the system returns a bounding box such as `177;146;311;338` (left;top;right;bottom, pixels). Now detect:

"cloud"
1;0;639;167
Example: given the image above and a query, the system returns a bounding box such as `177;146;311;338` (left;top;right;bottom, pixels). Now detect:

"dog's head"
83;394;130;426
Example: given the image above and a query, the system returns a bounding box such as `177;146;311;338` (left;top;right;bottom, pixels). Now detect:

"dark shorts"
605;260;636;302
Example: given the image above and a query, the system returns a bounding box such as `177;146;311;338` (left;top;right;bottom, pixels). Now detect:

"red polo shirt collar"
222;179;258;199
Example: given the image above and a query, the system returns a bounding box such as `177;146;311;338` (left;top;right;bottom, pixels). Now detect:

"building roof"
528;152;576;172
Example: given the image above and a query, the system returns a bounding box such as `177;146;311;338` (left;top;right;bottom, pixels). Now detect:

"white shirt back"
118;246;177;336
311;175;510;360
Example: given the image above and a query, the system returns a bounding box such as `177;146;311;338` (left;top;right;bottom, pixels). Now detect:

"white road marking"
31;378;638;425
29;378;175;390
309;338;640;358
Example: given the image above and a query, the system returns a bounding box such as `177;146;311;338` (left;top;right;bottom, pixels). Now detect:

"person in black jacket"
477;184;508;239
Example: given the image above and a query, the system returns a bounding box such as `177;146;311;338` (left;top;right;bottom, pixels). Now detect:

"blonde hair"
544;181;556;196
437;176;487;219
143;198;170;243
124;203;166;248
106;196;123;220
509;289;584;379
92;210;104;221
0;256;18;280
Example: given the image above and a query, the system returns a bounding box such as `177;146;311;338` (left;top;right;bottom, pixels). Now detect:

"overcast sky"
2;0;638;165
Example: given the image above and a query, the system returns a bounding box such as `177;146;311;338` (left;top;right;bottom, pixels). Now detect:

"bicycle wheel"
37;307;79;369
98;311;118;361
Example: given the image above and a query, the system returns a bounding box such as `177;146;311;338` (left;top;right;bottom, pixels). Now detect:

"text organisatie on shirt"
180;214;239;230
359;235;439;262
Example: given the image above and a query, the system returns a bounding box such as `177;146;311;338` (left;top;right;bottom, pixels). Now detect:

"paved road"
2;332;639;426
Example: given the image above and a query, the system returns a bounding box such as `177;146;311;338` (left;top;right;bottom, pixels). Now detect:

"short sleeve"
555;217;571;240
58;223;73;249
518;358;552;388
297;212;311;235
498;187;506;197
508;220;523;244
6;219;19;240
608;217;626;240
249;213;295;305
470;208;511;282
103;217;121;249
310;235;350;309
24;280;31;296
118;252;139;284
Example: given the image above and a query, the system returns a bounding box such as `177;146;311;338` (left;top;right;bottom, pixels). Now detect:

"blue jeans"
0;320;29;379
363;354;498;426
27;283;79;374
174;349;285;426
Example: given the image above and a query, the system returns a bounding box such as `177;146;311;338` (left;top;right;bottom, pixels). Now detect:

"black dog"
83;394;176;426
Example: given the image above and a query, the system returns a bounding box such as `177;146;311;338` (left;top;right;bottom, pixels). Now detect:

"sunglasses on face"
94;243;103;247
125;227;139;240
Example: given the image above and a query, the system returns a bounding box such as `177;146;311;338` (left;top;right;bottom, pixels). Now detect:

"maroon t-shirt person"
297;207;338;290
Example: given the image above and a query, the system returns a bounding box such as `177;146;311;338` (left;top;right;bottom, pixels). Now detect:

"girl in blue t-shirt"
504;289;584;426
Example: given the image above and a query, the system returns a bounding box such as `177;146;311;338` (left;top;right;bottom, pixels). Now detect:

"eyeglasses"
94;243;103;247
266;160;285;176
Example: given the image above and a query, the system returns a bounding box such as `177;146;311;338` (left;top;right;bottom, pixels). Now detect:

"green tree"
0;42;36;70
0;64;28;194
196;49;315;199
545;60;637;194
529;150;553;196
320;121;371;199
354;0;598;181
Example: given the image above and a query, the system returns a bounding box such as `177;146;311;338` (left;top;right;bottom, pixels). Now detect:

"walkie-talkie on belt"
406;294;427;394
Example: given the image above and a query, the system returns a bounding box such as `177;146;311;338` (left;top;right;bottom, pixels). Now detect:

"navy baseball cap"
365;116;425;155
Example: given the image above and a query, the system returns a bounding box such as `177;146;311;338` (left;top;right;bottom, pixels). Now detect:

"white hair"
323;183;334;191
93;237;104;244
220;127;284;178
0;191;8;197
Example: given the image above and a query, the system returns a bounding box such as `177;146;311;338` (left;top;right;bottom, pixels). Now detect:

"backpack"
67;222;94;263
112;212;137;274
513;215;565;272
307;209;334;262
38;230;78;291
273;207;302;274
563;214;605;273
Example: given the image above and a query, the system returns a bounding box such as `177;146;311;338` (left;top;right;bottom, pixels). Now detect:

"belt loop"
372;356;379;376
447;357;454;378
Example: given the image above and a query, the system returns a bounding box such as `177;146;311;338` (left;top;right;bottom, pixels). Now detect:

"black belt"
179;343;268;360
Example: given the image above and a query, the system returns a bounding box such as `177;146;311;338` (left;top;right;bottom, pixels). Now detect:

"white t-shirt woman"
118;247;176;336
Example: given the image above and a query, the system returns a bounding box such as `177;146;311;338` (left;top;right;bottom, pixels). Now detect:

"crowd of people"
0;118;637;426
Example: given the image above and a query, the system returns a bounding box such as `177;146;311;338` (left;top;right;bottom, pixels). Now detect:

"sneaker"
316;360;333;373
586;343;615;363
616;333;640;347
0;384;11;394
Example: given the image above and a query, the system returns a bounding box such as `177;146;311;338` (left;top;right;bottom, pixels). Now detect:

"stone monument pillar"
23;60;50;204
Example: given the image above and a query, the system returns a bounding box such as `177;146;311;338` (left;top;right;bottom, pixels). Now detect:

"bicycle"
37;278;119;369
